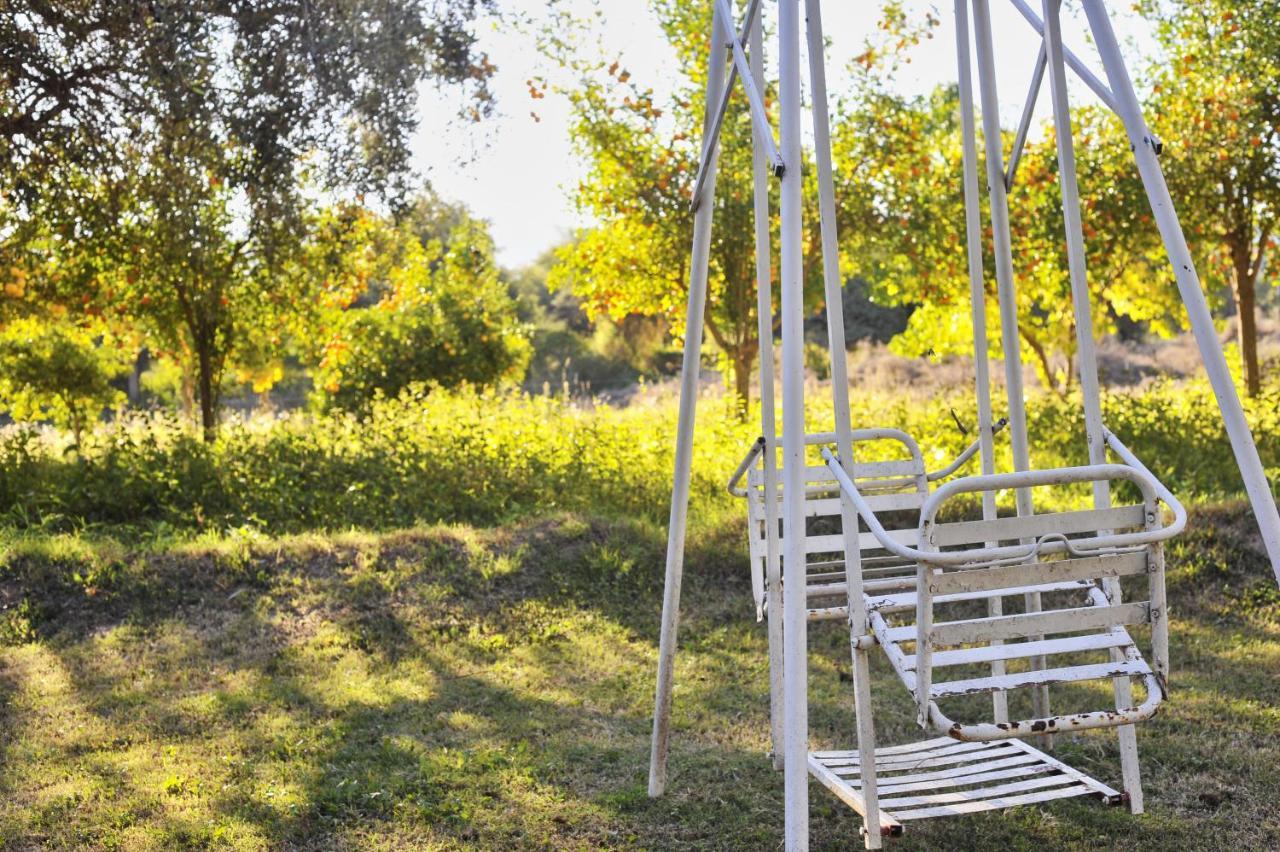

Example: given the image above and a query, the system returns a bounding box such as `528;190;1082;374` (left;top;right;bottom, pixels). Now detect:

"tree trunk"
731;346;752;421
1234;252;1262;398
196;343;218;442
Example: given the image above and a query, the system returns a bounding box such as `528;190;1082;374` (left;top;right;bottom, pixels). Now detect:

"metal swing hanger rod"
1003;0;1134;191
1004;42;1046;190
689;0;784;213
1005;0;1119;114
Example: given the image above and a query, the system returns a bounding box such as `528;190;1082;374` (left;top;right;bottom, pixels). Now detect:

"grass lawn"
0;504;1277;850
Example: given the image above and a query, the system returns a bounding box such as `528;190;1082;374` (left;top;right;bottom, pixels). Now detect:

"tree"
0;317;129;445
1;0;499;437
1;1;496;216
834;67;1174;394
545;0;824;413
1141;0;1280;397
301;199;530;411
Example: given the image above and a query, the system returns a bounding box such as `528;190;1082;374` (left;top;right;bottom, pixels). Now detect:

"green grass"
0;503;1277;850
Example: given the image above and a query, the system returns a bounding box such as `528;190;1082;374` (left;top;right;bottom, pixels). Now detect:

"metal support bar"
804;0;882;845
1038;0;1145;810
716;0;782;173
690;0;781;212
1006;0;1119;114
748;9;785;773
648;0;729;798
1005;43;1047;191
778;0;808;842
1041;0;1107;510
972;0;1048;735
1082;0;1280;584
972;0;1034;517
955;0;1008;725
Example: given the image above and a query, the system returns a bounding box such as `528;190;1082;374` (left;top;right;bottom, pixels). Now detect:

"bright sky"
410;1;1149;269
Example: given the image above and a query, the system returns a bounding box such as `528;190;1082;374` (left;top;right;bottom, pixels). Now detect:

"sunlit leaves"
547;0;825;408
1142;0;1280;394
298;199;531;412
0;316;130;444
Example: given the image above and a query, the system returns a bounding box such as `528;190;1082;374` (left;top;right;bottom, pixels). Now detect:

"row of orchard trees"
0;0;528;441
2;0;1276;442
551;0;1280;407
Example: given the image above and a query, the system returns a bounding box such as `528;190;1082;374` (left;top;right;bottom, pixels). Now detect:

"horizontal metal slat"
879;773;1081;809
805;529;918;555
801;491;925;517
872;761;1055;796
811;737;954;760
867;580;1094;613
914;601;1152;646
806;606;848;621
837;752;1045;786
932;505;1146;547
930;552;1148;596
817;743;1022;772
904;631;1133;670
888;783;1095;821
929;659;1152;699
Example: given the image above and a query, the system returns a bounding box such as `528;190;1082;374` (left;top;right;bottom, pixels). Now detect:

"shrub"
0;378;1273;535
310;213;531;412
0;318;130;444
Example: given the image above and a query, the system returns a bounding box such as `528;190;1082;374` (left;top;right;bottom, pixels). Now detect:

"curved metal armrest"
931;669;1164;742
926;417;1010;483
1103;428;1188;534
729;427;929;498
822;447;1184;567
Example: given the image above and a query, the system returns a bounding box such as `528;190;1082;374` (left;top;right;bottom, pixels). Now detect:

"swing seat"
826;432;1183;742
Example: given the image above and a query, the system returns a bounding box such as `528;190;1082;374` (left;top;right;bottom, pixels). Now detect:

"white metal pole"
1081;0;1280;585
971;0;1032;508
750;9;785;773
778;0;808;844
1040;0;1105;499
971;0;1050;732
954;0;1007;726
1040;0;1142;807
648;1;729;797
804;1;881;845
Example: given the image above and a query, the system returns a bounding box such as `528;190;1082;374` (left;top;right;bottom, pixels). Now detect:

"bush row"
0;379;1275;534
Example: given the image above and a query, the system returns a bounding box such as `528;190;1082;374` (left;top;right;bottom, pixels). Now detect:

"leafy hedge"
0;379;1275;534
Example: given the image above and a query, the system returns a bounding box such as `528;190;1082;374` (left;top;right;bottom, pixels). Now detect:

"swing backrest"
744;429;928;619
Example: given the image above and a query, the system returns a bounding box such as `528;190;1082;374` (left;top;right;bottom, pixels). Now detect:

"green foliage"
302;201;531;411
0;318;129;443
834;67;1173;394
315;306;529;412
0;378;1275;536
1;0;503;438
545;0;825;409
1;0;497;224
1141;0;1280;396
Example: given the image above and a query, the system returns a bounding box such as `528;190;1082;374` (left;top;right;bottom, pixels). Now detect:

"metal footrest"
809;737;1122;832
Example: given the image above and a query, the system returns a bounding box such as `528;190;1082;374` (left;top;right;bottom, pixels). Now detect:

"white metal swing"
647;1;1280;849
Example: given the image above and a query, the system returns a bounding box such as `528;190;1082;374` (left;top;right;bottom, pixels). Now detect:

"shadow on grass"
0;503;1276;849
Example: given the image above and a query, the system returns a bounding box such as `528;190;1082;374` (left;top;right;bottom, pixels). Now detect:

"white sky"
409;1;1149;269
